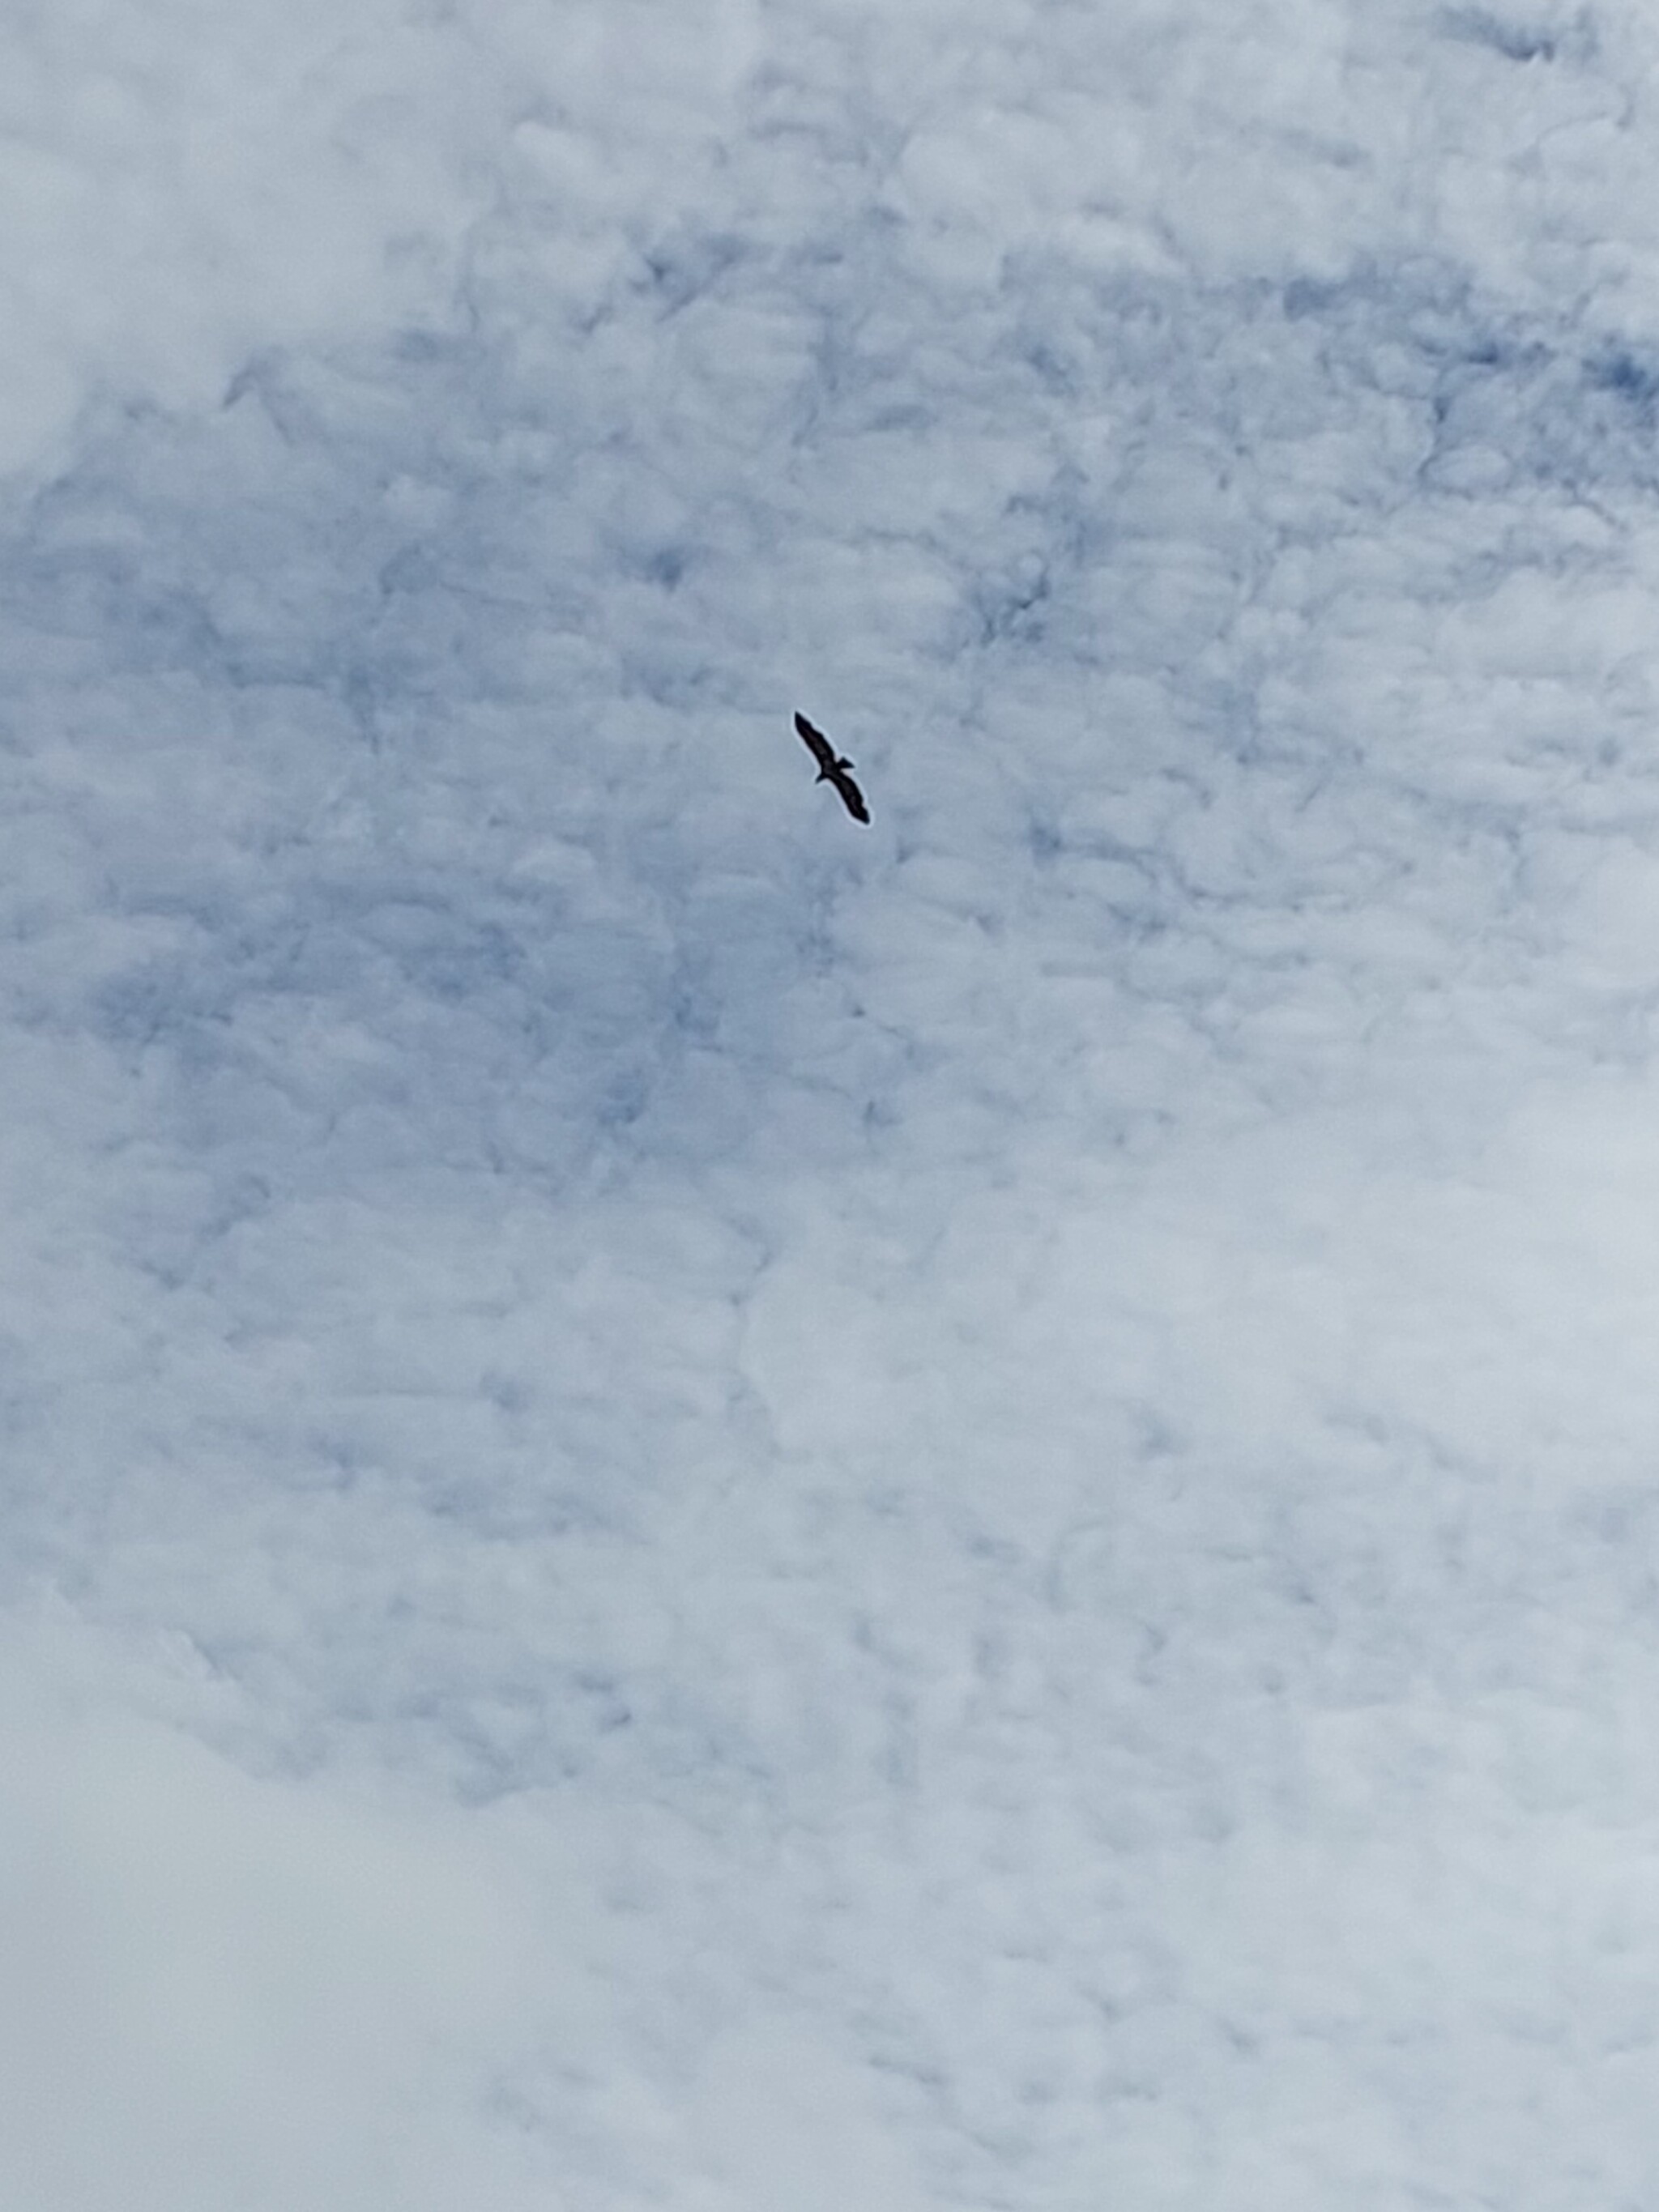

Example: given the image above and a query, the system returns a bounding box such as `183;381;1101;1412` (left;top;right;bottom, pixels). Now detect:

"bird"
794;711;870;823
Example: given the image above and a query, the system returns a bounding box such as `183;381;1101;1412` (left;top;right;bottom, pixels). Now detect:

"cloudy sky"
6;0;1659;2203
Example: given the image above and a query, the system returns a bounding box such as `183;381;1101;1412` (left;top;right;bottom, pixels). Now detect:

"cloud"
7;0;1659;2201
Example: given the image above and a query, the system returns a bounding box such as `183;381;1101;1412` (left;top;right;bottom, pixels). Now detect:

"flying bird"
794;711;870;823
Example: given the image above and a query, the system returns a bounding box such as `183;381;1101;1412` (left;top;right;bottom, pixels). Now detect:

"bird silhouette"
794;711;870;823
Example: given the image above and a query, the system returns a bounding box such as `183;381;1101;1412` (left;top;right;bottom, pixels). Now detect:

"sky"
5;0;1659;2203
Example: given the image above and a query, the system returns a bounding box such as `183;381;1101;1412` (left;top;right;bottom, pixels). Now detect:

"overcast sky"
6;0;1659;2204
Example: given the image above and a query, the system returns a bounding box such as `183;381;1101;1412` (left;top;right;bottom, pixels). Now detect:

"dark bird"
794;711;870;823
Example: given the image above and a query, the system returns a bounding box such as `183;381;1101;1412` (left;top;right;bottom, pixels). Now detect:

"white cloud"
6;0;1659;2201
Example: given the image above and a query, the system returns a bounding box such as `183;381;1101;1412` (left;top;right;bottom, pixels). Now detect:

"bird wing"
830;764;871;824
794;710;837;773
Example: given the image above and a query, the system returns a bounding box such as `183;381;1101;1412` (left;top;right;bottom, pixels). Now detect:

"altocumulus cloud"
5;0;1659;2205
